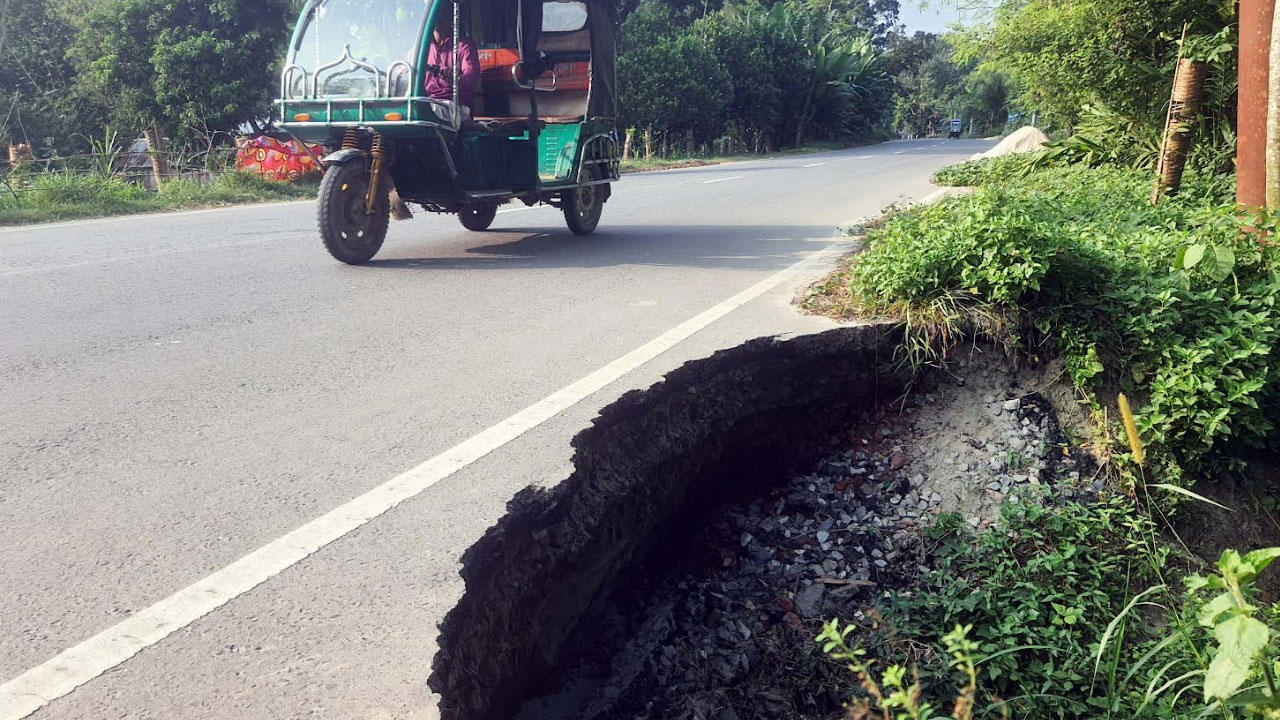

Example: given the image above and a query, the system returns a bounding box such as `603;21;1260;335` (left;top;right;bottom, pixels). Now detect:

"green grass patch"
0;171;318;226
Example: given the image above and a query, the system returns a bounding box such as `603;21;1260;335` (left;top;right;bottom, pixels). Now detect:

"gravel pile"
523;361;1090;720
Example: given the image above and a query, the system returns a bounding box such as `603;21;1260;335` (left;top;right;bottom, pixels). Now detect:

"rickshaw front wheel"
458;204;498;231
317;161;389;265
564;165;604;236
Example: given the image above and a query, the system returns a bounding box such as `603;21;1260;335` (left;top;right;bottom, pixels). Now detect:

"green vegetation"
819;497;1280;719
0;171;316;225
618;0;893;157
852;162;1278;483
954;0;1235;132
931;155;1028;187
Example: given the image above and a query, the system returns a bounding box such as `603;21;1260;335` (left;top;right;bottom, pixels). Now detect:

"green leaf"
1151;484;1234;512
1202;245;1237;282
1184;244;1207;269
1197;592;1235;628
1240;548;1280;582
1204;615;1271;701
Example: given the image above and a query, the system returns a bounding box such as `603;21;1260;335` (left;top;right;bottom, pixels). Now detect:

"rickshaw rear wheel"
318;161;389;265
564;165;603;236
458;204;498;231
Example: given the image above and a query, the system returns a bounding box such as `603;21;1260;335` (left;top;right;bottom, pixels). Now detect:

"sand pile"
971;125;1050;160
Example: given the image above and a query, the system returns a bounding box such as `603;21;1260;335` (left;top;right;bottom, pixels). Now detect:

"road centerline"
0;237;849;720
702;176;743;184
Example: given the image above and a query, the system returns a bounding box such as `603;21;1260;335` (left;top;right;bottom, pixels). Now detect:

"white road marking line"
0;201;311;235
894;151;906;155
802;162;826;168
853;155;873;160
702;176;743;184
0;238;849;720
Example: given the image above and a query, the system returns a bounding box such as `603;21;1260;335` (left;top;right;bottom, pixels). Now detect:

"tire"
459;204;498;231
564;163;604;236
318;161;389;265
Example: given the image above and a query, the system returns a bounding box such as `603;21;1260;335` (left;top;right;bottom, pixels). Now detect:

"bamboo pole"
143;123;171;188
1152;57;1208;202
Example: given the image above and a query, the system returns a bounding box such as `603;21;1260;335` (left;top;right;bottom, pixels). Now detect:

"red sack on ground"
235;137;325;181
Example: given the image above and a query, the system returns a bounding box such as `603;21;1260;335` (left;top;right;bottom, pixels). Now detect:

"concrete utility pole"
1239;0;1274;209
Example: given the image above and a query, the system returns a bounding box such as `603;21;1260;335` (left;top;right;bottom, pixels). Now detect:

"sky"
897;1;970;34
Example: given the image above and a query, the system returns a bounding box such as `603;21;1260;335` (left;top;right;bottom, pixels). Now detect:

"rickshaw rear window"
543;0;588;33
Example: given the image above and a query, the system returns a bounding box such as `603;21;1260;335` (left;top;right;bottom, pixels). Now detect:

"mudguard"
321;148;366;166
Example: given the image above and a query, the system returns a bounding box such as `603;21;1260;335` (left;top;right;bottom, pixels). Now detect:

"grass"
0;171;319;226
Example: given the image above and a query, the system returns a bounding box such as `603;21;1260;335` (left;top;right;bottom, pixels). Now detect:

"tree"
70;0;294;146
954;0;1233;129
0;0;107;153
618;0;731;151
959;69;1010;133
794;34;884;147
696;2;808;150
887;33;967;137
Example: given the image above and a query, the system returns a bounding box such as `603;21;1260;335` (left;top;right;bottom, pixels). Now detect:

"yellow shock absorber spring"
365;131;386;215
341;128;362;151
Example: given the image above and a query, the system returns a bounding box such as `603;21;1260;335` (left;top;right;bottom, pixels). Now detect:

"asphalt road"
1;138;991;719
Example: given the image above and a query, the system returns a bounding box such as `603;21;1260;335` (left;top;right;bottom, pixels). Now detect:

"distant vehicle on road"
948;119;963;139
275;0;621;265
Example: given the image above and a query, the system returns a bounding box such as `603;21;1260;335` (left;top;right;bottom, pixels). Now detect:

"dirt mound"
970;126;1050;161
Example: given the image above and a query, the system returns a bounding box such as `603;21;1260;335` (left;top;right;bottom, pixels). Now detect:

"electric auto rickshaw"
276;0;621;264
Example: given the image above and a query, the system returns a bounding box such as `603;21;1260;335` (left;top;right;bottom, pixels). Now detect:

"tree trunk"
144;123;171;188
1241;0;1274;209
1152;58;1208;202
644;127;653;160
1268;3;1280;210
685;128;695;157
622;128;634;161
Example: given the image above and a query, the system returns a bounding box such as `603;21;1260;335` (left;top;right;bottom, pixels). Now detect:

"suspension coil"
341;128;362;151
364;131;388;214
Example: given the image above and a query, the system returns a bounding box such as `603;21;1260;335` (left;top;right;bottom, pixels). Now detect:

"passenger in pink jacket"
424;12;480;111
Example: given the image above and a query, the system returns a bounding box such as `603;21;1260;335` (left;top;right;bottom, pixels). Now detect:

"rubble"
518;356;1089;720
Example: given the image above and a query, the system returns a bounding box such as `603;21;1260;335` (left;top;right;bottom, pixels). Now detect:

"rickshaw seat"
463;117;542;134
462;115;584;134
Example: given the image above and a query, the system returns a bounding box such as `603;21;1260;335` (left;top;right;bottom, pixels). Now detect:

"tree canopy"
69;0;294;137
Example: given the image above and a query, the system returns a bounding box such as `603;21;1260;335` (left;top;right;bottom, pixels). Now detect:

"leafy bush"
1027;104;1162;171
932;155;1029;187
870;499;1162;719
851;165;1279;479
823;500;1280;719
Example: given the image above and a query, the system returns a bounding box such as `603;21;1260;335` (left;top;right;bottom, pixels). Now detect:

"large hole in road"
427;325;1081;720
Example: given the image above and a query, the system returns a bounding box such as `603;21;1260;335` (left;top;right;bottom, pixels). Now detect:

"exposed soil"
514;349;1092;720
